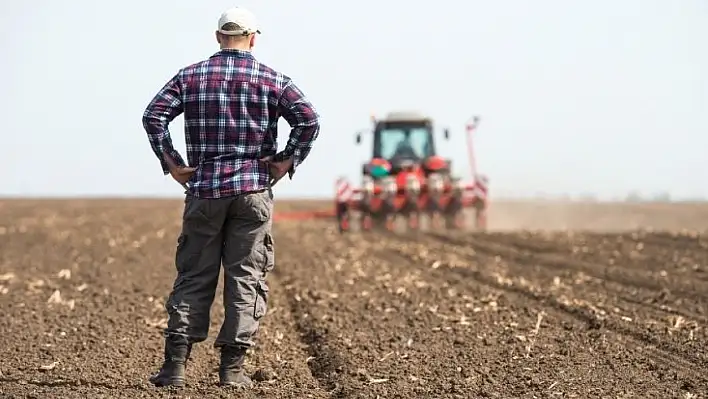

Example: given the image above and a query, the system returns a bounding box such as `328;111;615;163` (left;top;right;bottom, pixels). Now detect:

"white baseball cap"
217;7;261;36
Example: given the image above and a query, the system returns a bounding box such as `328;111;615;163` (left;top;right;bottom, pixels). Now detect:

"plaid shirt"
142;49;320;198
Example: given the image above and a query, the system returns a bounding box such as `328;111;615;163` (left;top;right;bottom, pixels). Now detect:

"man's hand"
163;150;196;186
169;166;197;185
260;155;294;186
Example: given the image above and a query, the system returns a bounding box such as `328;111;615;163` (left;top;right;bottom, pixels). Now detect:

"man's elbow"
142;108;164;134
307;109;321;130
142;109;152;130
305;114;321;143
311;115;321;131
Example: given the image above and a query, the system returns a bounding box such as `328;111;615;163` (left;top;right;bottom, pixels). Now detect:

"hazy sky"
2;0;706;199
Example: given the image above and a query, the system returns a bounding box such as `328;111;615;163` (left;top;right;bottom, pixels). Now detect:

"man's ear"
215;31;222;45
249;34;256;49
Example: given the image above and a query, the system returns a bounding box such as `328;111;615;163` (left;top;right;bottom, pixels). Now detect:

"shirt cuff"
274;147;301;179
159;148;186;175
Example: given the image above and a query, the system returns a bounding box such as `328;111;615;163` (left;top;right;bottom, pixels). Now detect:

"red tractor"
334;111;489;233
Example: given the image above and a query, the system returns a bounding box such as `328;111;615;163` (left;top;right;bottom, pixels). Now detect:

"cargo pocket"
253;280;269;319
263;233;275;273
175;233;204;275
183;195;209;222
175;233;188;273
241;191;273;222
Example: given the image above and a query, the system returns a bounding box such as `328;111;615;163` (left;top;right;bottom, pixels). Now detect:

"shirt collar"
211;48;254;59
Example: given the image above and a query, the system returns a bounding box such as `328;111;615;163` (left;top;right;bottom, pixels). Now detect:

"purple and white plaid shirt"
142;49;320;198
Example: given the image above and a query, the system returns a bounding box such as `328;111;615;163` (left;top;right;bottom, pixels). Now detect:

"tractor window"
378;126;433;160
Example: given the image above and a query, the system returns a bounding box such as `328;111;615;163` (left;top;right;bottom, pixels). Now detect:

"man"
392;136;419;159
141;6;320;388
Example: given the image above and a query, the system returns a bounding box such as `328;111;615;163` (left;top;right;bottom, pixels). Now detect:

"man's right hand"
163;150;196;187
260;155;294;186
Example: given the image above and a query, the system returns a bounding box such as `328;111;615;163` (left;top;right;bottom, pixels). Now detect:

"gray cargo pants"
163;189;274;348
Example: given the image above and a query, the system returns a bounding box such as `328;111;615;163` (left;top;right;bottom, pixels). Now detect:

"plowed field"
1;199;707;398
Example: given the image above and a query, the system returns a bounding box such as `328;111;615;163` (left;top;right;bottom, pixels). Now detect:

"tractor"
334;111;489;233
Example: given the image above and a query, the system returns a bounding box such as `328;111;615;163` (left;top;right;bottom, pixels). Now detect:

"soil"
0;199;706;398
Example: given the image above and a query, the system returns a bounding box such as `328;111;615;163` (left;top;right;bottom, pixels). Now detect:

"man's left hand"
260;155;293;186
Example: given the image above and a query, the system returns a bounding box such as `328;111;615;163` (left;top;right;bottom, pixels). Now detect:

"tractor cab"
376;120;433;164
356;112;451;177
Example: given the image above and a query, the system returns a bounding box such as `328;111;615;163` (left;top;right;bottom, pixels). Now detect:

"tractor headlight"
427;173;444;193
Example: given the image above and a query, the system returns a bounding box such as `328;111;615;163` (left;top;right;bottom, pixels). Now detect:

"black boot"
218;345;253;388
149;335;191;387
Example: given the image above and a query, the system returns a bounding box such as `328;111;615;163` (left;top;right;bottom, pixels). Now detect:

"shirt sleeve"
275;79;321;178
142;71;187;175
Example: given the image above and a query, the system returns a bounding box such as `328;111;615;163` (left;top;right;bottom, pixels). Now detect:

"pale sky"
2;0;706;199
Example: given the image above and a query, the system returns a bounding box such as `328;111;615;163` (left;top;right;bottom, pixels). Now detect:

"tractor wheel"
407;212;420;232
444;210;465;230
384;214;395;232
428;211;442;231
337;214;350;233
336;203;350;234
474;207;487;231
361;213;373;231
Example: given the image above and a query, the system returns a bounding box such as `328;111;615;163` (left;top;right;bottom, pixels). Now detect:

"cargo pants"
163;189;274;348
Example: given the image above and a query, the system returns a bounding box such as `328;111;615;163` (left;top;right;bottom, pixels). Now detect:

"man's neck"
220;45;251;51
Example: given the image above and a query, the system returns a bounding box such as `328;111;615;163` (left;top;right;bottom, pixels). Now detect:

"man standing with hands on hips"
141;6;320;389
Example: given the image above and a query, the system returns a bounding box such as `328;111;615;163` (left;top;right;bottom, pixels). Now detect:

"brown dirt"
0;199;707;398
